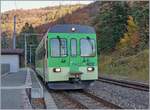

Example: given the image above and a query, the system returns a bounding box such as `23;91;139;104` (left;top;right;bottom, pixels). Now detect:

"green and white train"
35;24;98;89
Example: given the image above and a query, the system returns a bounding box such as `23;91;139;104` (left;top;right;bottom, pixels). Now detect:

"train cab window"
50;38;67;57
80;38;96;57
71;39;77;56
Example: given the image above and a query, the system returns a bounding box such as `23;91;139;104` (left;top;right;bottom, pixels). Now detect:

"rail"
99;77;149;92
63;90;122;109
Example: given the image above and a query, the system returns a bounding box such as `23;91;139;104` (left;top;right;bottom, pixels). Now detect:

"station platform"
1;68;57;109
1;69;32;109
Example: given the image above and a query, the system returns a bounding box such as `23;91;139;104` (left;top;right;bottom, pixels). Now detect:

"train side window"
50;39;60;56
71;39;77;56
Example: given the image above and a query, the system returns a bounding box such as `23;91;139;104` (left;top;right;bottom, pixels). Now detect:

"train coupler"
69;72;83;83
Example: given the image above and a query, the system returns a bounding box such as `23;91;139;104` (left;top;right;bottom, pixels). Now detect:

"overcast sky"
1;1;94;12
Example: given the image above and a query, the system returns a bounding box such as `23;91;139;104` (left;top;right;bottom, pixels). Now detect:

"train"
35;24;98;90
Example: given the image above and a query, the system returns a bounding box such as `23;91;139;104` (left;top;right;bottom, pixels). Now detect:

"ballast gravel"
68;91;111;109
50;91;84;109
87;81;149;109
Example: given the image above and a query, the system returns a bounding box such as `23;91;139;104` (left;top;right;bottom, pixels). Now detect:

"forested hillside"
1;1;149;82
91;1;149;82
1;2;100;47
2;1;148;52
1;4;84;37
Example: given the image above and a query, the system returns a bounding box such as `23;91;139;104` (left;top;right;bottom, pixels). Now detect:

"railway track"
38;75;87;109
62;90;122;109
43;78;122;109
99;77;149;92
50;90;88;109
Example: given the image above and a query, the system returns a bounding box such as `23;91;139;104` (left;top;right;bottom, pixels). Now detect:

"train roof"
48;24;95;34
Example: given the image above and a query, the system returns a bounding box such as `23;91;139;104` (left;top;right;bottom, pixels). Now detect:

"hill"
1;1;101;43
1;4;85;37
35;1;101;36
2;1;148;51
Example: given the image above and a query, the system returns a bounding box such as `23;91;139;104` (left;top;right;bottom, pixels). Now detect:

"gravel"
50;91;84;109
68;91;111;109
31;98;46;109
87;81;149;109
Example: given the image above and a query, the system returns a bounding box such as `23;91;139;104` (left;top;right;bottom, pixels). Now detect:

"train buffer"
1;68;56;109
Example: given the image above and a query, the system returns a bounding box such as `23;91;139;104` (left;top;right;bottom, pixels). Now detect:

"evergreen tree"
17;22;38;64
1;32;9;48
93;1;129;53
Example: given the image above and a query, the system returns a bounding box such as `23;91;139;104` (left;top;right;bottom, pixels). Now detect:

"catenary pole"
29;44;36;64
29;45;32;64
24;34;27;67
13;15;16;49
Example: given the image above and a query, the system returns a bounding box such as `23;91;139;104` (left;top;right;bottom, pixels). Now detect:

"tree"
116;16;140;56
129;1;149;49
17;22;38;64
1;32;9;48
93;1;129;53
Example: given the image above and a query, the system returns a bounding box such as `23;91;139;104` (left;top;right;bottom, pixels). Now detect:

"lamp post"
13;15;16;49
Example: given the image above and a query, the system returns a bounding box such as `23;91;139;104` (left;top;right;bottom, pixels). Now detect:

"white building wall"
0;55;19;72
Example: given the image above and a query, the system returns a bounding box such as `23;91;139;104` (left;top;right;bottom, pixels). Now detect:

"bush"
100;49;149;82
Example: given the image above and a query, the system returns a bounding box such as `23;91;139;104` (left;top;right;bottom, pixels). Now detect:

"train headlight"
53;68;61;72
87;67;94;72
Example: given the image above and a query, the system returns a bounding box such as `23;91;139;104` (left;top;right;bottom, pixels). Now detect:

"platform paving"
1;69;32;109
2;70;27;87
1;89;31;109
1;68;58;109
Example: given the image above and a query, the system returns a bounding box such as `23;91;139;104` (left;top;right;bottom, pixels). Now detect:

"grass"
99;49;149;83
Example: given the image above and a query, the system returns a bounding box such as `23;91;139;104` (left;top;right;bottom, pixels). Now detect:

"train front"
47;24;98;90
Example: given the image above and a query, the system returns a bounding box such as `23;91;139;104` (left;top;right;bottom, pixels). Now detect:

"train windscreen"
50;38;67;57
80;38;96;57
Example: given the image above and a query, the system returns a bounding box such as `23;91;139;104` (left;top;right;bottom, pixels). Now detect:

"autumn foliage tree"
130;1;149;49
116;16;140;55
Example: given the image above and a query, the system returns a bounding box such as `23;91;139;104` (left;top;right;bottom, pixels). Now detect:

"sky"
1;1;94;12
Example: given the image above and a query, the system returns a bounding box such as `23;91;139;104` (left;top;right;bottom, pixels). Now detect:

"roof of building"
48;24;96;34
1;48;24;55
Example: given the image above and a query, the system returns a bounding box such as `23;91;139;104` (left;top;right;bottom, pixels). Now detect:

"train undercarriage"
47;80;95;90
